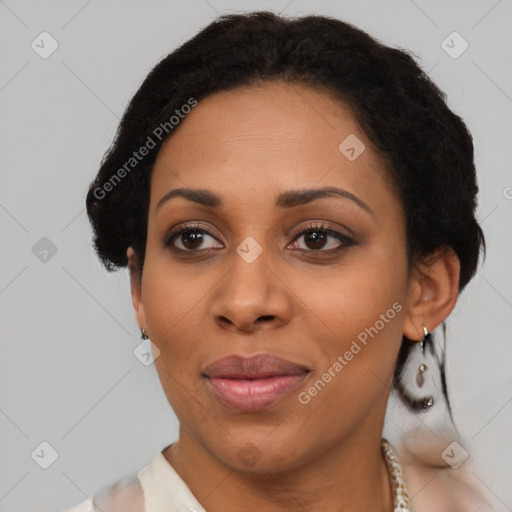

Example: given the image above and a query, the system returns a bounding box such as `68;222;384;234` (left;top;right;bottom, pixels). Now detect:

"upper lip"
203;354;310;379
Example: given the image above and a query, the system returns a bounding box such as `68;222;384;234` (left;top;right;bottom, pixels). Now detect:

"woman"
64;11;498;512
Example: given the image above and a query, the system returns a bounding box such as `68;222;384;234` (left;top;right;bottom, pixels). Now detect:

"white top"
62;449;206;512
62;439;501;512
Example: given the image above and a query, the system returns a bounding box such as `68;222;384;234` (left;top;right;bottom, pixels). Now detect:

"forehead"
149;81;395;213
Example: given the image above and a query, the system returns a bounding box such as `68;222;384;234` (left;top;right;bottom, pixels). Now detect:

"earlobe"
403;247;461;341
127;247;146;331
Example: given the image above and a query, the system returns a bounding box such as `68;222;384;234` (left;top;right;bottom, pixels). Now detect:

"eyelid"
289;220;355;240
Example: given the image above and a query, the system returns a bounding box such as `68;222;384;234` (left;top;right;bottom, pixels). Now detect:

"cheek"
141;258;211;413
300;245;408;394
306;250;407;337
140;255;213;374
142;244;207;326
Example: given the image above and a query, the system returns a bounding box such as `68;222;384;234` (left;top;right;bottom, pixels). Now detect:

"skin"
127;81;460;512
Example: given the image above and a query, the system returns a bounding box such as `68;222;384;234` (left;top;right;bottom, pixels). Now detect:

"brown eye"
303;231;328;250
178;230;205;250
289;223;355;252
164;224;222;251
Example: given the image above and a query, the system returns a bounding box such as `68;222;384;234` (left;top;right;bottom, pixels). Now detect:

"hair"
85;11;485;414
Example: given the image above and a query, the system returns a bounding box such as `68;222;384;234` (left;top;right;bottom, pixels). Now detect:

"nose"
210;248;293;333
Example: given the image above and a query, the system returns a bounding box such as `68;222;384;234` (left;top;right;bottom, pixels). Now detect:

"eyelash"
291;223;355;252
164;222;356;254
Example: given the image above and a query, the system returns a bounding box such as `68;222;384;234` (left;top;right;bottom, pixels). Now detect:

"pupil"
183;231;203;249
307;231;326;249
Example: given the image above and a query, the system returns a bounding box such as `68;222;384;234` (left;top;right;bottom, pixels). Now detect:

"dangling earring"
394;323;439;413
417;324;434;411
140;328;149;340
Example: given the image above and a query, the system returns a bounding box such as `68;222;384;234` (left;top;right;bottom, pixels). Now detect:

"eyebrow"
155;186;373;216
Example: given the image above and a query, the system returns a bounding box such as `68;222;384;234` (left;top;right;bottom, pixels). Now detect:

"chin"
204;430;310;474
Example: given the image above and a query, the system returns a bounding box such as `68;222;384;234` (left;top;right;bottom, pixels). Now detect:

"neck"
163;422;394;512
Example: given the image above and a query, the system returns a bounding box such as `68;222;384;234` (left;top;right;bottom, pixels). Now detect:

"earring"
394;324;438;413
417;324;434;411
140;328;149;340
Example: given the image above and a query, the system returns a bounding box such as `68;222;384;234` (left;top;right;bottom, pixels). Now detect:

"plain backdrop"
0;1;511;510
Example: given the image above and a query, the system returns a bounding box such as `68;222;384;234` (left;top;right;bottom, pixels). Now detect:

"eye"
288;222;355;252
164;223;222;251
164;221;355;254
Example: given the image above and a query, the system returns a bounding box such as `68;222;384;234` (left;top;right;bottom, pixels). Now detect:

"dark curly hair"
85;11;485;415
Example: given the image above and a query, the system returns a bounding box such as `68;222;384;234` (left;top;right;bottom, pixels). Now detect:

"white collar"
138;451;206;512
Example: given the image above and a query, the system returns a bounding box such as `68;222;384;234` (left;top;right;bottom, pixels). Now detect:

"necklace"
381;438;411;511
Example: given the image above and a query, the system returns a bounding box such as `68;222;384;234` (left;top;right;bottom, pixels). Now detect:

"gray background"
0;0;511;510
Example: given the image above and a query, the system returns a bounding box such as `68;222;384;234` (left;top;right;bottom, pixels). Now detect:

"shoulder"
404;463;498;512
60;471;145;512
60;499;94;512
394;438;503;512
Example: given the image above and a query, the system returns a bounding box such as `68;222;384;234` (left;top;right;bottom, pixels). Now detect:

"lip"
203;354;310;411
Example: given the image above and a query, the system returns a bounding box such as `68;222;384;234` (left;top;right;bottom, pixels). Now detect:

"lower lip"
205;374;308;411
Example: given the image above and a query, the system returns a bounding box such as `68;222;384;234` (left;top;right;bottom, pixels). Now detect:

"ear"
403;246;460;341
127;247;147;333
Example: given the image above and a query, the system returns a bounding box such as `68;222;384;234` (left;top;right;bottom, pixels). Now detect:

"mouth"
202;354;310;411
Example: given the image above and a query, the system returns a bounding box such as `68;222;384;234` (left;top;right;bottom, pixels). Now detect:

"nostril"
256;315;274;323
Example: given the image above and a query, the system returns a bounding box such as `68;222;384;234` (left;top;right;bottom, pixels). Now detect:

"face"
130;81;413;472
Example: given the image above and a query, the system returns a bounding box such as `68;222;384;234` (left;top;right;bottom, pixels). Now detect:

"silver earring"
418;324;434;411
140;328;149;340
395;324;438;413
